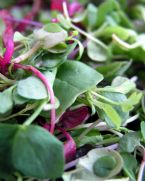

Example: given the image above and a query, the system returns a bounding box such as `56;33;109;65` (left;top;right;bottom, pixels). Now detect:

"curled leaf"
63;148;123;181
60;106;89;128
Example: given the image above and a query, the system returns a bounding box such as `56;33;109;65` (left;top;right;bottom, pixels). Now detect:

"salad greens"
0;0;145;180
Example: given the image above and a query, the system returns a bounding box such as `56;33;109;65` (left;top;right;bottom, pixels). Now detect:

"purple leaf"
60;106;89;129
69;1;83;17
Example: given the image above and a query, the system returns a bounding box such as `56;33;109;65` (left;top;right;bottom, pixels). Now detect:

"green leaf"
79;148;123;180
119;132;141;152
86;4;98;28
14;31;29;42
42;43;77;69
101;26;136;40
17;70;56;100
96;100;122;128
121;153;138;181
0;124;64;179
13;88;29;105
73;129;103;147
54;61;103;118
63;148;123;181
0;124;17;178
111;76;136;94
87;41;109;62
0;87;13;115
12;125;64;179
96;0;118;27
96;92;129;127
121;92;142;112
96;61;131;80
141;122;145;142
17;76;48;100
93;155;117;177
43;23;64;33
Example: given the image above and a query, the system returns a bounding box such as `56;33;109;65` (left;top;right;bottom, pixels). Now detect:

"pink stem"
57;126;76;162
14;64;56;134
0;10;14;73
16;0;41;32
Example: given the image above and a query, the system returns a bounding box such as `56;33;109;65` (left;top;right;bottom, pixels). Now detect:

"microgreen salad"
0;0;145;181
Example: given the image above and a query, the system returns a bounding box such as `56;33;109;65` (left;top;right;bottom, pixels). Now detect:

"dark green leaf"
93;155;117;177
0;124;17;178
54;61;103;118
42;43;77;69
0;124;64;179
12;125;64;179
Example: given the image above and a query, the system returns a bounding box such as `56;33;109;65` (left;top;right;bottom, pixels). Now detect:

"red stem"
16;0;41;32
57;126;76;162
14;64;56;134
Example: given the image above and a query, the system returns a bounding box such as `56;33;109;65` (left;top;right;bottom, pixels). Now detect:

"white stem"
112;34;141;50
63;2;108;50
12;42;41;63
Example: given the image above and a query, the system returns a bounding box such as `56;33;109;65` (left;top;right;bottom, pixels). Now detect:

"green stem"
0;103;37;122
63;2;108;50
24;99;47;126
91;91;120;105
78;120;100;140
96;137;120;146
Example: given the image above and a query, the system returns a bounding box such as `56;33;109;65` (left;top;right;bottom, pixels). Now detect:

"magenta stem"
14;64;56;134
57;126;76;162
57;126;72;140
0;10;14;73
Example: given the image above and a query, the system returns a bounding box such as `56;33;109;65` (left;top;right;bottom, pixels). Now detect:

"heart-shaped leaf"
0;124;64;179
54;61;103;118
